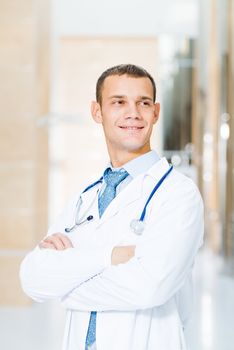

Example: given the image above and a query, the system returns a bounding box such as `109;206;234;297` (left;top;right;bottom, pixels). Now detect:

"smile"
119;126;144;130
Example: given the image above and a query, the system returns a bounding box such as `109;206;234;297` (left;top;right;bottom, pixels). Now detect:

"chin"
108;136;150;154
120;142;148;153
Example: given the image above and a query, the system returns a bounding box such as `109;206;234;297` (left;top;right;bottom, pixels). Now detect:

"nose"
124;102;141;119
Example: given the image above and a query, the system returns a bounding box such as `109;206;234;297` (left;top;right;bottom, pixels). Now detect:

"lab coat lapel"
147;157;171;180
97;157;171;226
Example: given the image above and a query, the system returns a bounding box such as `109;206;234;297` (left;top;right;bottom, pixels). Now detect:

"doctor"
20;64;204;350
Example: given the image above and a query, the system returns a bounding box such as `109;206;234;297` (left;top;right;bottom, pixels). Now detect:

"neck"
108;146;151;168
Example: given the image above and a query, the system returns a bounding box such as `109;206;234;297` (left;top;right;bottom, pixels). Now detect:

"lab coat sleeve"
61;182;204;311
20;193;113;302
20;245;113;302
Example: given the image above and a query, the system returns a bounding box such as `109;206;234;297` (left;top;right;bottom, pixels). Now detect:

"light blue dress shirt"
102;150;160;195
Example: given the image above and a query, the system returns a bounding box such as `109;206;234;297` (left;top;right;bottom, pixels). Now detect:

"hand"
39;233;73;250
111;245;135;265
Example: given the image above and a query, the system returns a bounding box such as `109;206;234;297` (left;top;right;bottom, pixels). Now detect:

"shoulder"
148;157;202;200
166;168;203;208
170;168;200;191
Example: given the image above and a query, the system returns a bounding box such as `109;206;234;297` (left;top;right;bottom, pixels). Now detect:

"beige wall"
0;0;50;305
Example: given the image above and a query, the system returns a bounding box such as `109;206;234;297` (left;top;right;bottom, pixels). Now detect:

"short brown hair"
96;64;156;104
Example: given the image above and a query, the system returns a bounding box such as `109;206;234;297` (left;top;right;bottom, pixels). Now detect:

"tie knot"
103;168;128;188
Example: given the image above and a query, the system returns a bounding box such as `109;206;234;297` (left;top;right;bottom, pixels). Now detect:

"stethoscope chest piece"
130;219;145;235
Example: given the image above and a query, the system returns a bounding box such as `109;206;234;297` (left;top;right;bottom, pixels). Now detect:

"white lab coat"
20;158;204;350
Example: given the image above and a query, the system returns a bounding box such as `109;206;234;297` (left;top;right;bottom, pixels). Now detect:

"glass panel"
162;38;195;152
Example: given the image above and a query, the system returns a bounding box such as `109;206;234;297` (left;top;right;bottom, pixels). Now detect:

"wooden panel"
0;19;35;65
0;165;35;210
0;67;35;119
0;212;34;250
0;0;34;19
0;0;50;304
0;119;36;161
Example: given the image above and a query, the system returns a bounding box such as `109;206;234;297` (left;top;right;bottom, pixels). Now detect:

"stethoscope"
65;165;173;235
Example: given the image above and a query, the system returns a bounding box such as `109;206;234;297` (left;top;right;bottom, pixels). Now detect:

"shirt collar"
108;150;160;179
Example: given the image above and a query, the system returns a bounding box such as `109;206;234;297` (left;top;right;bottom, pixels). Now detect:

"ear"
153;102;160;124
91;101;102;124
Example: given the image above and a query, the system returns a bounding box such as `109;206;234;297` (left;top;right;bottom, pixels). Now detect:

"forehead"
101;74;154;99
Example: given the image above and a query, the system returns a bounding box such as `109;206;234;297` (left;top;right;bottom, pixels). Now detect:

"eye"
112;99;125;105
139;100;152;107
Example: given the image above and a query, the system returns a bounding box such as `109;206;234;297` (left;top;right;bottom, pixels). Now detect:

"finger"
44;235;65;250
45;233;73;249
55;234;73;249
41;233;73;250
39;241;56;249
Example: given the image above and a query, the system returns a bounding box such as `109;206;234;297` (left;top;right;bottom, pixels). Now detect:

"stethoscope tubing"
139;165;173;222
81;178;103;194
66;165;173;233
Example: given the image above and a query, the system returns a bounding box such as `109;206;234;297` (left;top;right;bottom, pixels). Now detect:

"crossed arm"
20;184;203;311
39;234;135;266
58;186;204;312
20;233;136;302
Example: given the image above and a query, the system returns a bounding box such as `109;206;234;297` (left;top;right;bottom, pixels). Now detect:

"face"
91;74;160;159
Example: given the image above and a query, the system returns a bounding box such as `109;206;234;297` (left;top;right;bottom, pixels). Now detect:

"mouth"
119;126;144;130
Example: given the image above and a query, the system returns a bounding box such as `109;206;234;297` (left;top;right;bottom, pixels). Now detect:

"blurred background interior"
0;0;234;349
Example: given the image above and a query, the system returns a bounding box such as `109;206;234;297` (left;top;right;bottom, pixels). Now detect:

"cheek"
146;112;158;124
102;111;121;128
102;118;117;137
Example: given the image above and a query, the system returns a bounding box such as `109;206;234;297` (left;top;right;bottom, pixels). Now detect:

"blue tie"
85;168;128;350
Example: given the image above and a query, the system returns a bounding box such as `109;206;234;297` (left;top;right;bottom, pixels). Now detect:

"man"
20;64;204;350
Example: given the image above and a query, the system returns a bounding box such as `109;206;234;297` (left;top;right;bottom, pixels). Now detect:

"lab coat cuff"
134;244;143;259
101;244;113;268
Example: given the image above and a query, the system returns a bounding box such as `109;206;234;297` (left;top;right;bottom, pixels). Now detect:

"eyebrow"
108;95;125;99
108;95;153;101
139;96;154;101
